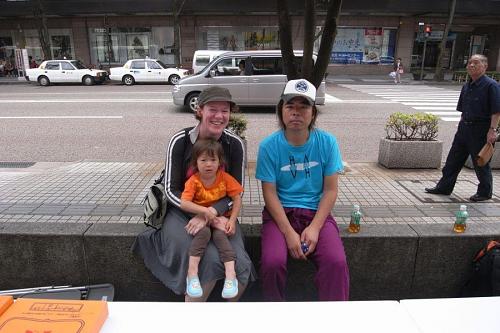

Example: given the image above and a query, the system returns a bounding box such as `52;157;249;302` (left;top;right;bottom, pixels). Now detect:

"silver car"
173;50;326;111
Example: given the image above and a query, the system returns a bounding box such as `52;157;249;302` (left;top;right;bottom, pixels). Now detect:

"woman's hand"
301;224;320;256
226;218;236;236
185;214;207;236
285;230;307;260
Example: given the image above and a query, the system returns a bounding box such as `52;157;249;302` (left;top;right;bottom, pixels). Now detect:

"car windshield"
71;60;88;70
156;60;168;69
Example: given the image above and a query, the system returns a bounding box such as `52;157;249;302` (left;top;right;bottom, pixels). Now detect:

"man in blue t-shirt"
425;54;500;201
256;79;349;301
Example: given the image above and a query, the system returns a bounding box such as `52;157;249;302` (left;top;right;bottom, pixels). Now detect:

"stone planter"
378;138;443;169
465;145;500;169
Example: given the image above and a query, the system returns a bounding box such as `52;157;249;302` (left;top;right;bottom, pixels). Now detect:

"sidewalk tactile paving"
0;161;499;225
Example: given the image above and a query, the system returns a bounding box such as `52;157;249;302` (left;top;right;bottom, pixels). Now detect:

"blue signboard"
330;52;363;64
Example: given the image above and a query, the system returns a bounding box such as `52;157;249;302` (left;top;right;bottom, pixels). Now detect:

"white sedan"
109;59;189;85
26;60;108;86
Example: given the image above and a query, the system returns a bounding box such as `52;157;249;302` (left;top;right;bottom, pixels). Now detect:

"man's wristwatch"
490;127;498;132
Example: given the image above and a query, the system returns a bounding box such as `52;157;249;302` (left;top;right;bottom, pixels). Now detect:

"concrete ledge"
1;221;499;301
0;222;89;290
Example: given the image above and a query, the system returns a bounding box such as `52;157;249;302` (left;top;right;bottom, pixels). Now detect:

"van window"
195;55;210;67
213;57;246;76
251;57;283;75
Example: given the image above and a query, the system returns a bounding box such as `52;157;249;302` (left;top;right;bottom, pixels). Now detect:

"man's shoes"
469;194;492;202
424;187;451;195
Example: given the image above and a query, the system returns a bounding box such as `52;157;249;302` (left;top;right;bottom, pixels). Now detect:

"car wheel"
38;76;50;87
82;75;95;86
123;75;135;86
168;74;180;85
186;92;200;112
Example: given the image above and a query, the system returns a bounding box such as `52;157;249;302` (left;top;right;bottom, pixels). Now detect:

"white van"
174;50;326;111
192;50;227;74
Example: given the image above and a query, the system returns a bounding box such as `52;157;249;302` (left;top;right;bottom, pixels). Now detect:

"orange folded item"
0;298;108;333
0;297;13;317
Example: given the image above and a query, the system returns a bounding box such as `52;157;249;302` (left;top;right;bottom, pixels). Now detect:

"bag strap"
157;127;191;185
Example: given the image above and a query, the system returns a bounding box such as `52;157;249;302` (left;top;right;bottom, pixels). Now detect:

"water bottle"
453;204;468;233
348;204;362;233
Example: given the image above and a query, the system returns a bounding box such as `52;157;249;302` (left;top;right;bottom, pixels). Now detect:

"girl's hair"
276;99;318;131
190;139;225;171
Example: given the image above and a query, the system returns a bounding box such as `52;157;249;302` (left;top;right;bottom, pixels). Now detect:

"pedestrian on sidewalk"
393;58;403;84
256;79;349;301
425;54;500;202
132;86;256;302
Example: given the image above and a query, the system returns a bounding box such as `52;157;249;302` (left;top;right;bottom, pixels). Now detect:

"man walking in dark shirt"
425;54;500;202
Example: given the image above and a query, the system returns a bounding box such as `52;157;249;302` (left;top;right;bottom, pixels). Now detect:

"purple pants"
260;207;349;301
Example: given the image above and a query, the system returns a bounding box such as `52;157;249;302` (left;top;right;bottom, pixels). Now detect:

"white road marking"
325;93;342;102
441;117;461;122
340;84;462;122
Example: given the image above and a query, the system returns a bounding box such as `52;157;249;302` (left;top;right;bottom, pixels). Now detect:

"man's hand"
301;224;321;256
487;128;498;144
285;230;307;260
185;215;207;235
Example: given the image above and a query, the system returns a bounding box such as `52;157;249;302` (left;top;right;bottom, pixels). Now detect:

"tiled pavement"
0;161;499;226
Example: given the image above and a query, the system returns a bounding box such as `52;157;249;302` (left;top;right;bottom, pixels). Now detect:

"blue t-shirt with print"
256;128;343;210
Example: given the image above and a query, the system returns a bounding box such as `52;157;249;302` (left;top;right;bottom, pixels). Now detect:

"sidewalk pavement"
0;161;498;226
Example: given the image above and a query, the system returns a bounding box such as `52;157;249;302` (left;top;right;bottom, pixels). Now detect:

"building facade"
1;0;499;74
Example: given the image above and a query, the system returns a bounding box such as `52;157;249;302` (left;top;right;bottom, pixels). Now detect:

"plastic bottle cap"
353;204;360;210
460;205;467;211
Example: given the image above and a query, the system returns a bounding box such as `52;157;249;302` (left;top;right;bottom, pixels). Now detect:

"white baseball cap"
281;79;316;105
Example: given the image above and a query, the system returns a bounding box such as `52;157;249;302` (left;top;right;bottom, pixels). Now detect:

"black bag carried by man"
142;169;168;230
461;240;500;297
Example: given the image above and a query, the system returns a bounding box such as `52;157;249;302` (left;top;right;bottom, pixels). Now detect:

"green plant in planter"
228;114;248;139
385;112;438;141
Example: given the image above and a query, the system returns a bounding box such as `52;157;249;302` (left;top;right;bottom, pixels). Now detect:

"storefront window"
0;34;15;63
24;29;43;63
330;27;397;65
197;26;279;51
89;27;174;66
48;29;74;60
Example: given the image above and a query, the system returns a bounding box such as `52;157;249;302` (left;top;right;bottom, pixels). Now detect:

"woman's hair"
190;139;225;171
276;99;318;131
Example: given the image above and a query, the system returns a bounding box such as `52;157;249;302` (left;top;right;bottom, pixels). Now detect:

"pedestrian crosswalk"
340;84;461;122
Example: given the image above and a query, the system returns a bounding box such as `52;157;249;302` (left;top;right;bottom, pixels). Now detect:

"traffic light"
424;25;432;37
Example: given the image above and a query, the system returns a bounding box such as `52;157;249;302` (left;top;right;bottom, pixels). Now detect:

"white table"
401;296;500;333
101;301;420;333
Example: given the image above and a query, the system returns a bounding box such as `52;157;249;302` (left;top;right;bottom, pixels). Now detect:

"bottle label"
351;213;361;225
